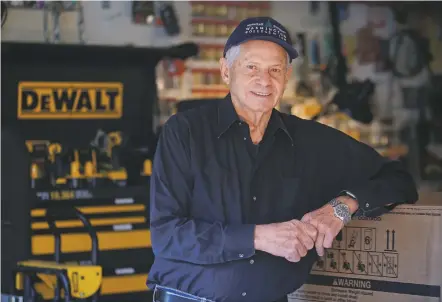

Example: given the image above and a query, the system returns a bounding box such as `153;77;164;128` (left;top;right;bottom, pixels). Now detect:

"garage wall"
1;1;186;47
1;1;329;48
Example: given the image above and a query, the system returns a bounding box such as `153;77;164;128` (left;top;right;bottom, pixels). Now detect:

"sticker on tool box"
17;81;123;119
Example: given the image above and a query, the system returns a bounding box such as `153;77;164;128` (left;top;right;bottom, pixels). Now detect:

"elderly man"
148;17;418;302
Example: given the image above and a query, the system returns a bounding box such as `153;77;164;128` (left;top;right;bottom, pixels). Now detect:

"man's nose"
256;70;271;87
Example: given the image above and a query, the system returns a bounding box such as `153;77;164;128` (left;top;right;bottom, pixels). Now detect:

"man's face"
220;40;292;113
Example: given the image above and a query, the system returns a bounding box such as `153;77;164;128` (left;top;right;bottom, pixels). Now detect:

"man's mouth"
251;91;271;97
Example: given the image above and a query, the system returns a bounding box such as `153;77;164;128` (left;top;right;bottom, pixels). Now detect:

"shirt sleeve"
339;136;419;217
149;115;256;265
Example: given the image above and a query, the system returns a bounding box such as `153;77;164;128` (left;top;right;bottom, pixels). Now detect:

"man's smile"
251;91;272;97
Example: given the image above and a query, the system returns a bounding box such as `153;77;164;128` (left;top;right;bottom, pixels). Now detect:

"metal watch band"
328;198;341;207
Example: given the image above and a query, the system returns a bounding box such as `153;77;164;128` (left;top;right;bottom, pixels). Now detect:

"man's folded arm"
149;115;255;265
339;136;419;217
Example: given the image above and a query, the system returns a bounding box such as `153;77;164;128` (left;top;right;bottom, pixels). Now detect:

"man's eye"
271;68;282;73
246;65;257;70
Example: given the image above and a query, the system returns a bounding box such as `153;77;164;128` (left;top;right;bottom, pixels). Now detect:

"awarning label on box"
289;205;442;302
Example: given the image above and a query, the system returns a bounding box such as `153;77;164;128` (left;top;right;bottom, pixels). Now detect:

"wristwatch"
328;198;352;225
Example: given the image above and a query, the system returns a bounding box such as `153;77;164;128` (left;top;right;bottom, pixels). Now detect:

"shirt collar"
216;94;294;145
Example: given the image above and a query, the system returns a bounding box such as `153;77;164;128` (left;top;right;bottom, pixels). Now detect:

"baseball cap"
223;17;298;63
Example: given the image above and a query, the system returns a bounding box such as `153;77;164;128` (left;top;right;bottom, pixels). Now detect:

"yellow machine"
15;261;102;301
13;207;103;302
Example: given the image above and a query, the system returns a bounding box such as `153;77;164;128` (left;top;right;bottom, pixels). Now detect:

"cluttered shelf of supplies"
287;96;409;161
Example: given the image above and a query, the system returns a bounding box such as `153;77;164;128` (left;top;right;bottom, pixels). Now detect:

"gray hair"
225;44;291;69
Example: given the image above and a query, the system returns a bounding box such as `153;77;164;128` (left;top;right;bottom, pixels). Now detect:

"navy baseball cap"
224;17;298;62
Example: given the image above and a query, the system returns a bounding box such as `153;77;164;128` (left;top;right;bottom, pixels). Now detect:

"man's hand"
254;220;318;263
301;197;358;257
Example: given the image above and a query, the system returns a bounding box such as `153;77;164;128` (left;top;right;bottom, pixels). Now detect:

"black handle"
46;206;99;265
45;206;100;302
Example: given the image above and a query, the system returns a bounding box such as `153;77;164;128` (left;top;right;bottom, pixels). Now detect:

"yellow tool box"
28;186;154;302
16;260;102;301
14;207;102;302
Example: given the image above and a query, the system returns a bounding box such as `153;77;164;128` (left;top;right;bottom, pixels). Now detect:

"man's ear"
219;57;230;85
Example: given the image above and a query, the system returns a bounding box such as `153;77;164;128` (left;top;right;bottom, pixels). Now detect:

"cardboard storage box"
289;202;442;302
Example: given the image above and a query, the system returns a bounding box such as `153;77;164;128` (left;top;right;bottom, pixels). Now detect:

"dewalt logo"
18;82;123;119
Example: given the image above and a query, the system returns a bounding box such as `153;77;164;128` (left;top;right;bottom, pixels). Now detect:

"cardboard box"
289;203;442;302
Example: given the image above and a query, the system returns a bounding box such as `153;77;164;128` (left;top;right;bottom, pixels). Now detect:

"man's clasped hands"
254;197;358;262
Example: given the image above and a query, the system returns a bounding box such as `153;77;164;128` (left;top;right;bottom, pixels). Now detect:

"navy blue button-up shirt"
148;95;418;302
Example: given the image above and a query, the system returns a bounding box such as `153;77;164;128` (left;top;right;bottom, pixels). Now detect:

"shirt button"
252;196;257;201
243;137;247;141
249;259;254;264
242;292;247;297
239;254;244;258
365;203;370;208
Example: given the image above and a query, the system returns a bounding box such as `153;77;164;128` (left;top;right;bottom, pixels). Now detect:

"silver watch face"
333;203;351;224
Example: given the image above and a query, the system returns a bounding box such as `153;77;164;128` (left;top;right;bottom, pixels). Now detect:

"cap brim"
240;36;299;62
